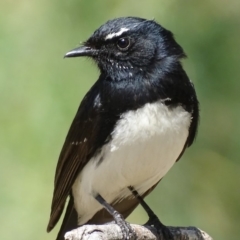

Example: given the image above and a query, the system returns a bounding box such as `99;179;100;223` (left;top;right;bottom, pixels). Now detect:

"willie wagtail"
47;17;199;240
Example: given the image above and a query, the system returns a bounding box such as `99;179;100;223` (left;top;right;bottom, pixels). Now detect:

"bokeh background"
1;1;240;239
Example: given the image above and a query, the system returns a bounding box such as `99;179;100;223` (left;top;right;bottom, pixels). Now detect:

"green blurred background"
1;1;240;239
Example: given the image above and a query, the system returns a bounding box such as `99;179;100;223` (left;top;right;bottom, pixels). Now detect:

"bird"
47;17;199;240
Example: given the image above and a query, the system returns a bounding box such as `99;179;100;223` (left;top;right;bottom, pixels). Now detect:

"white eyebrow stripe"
105;27;129;40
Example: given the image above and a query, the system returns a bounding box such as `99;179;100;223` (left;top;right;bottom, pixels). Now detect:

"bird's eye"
116;37;131;50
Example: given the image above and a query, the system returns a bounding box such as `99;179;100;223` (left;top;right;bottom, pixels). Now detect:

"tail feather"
56;195;78;240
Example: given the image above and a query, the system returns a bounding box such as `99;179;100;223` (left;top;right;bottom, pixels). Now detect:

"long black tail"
56;195;78;240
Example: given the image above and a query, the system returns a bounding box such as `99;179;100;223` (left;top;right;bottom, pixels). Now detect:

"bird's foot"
113;211;136;240
94;194;136;239
144;215;173;240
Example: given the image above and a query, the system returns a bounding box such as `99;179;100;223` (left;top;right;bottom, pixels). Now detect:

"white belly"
72;101;191;224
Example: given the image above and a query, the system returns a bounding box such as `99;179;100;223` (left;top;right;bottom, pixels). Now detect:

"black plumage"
47;17;199;240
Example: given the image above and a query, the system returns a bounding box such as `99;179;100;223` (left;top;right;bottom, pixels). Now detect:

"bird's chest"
94;101;192;195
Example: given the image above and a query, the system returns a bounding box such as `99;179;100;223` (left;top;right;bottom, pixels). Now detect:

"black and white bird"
47;17;199;240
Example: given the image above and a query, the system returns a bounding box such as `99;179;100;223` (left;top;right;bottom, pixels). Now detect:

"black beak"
64;45;97;58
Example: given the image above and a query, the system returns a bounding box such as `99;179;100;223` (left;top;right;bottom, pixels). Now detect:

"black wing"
47;80;117;232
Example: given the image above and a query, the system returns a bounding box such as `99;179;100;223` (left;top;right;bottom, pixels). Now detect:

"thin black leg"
95;194;136;240
128;186;173;240
128;186;157;220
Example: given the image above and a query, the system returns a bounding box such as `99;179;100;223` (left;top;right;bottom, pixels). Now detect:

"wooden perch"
64;223;213;240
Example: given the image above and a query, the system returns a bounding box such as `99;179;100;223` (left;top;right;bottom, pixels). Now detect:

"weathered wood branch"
64;223;213;240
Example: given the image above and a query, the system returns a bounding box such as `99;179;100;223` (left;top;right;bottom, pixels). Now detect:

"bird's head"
65;17;186;81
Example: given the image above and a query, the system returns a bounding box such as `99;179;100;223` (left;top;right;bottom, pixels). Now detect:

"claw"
144;215;173;240
113;211;136;240
94;194;136;239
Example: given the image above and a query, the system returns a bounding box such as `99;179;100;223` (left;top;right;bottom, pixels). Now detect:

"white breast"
72;101;191;224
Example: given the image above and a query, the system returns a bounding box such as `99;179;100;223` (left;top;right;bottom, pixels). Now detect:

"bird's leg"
128;186;157;221
128;186;173;239
95;194;136;240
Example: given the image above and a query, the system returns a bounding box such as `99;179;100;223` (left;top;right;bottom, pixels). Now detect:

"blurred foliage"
1;1;239;239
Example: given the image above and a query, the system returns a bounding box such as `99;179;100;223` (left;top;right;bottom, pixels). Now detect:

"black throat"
97;56;197;114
